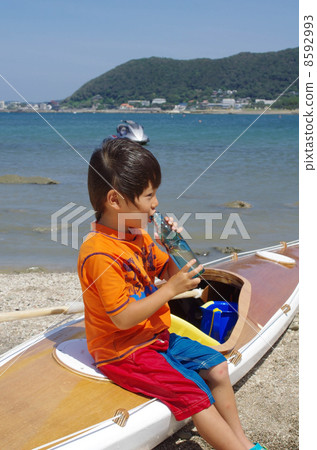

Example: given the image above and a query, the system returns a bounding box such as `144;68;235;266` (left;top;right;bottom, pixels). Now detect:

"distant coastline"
0;108;298;115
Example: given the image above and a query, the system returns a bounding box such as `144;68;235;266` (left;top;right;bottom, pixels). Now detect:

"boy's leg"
165;334;254;448
192;404;248;450
200;362;253;449
99;343;214;422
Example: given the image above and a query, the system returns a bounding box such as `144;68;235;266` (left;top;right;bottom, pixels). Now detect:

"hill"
63;48;298;108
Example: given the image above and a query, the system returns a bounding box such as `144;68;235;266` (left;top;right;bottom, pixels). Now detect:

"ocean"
0;112;298;271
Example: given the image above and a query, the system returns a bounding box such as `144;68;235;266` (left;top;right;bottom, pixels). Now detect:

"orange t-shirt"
78;222;170;367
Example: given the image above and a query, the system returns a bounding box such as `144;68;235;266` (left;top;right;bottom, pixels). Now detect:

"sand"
0;271;299;450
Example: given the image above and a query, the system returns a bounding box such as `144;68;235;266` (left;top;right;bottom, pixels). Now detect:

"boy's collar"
92;221;147;240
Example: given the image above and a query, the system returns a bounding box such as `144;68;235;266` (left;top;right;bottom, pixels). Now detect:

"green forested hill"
63;48;298;107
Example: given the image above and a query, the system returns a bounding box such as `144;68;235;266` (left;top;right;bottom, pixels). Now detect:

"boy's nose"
152;195;159;209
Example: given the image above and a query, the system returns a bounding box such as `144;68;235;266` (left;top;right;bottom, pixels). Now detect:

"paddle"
0;288;206;322
0;302;84;322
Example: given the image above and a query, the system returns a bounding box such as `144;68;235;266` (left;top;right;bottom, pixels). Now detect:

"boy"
78;138;266;450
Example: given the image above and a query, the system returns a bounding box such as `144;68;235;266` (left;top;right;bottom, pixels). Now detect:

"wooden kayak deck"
215;245;298;325
0;244;299;450
207;244;299;355
0;321;149;449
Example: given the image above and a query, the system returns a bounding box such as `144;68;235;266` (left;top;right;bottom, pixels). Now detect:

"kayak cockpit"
169;268;252;354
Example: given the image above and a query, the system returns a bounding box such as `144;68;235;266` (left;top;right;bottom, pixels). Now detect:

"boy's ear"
106;189;122;209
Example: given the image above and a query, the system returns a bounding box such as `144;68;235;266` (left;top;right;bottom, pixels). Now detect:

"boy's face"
119;183;159;229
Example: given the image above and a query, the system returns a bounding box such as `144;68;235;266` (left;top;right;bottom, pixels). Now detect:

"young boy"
78;138;266;450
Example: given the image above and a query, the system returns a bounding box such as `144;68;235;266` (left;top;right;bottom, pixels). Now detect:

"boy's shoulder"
79;229;118;254
78;227;152;256
78;230;125;278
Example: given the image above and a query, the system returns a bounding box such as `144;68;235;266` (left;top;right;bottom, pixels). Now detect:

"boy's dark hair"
88;138;161;221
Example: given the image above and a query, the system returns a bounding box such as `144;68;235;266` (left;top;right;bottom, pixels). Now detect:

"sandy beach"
0;271;299;450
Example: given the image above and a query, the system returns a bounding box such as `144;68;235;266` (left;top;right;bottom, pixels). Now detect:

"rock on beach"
224;200;252;208
215;246;242;254
0;174;59;184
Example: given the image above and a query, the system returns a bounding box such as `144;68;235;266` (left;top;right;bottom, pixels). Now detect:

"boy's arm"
110;259;202;330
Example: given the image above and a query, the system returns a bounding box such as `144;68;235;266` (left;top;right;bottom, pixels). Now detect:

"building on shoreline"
255;99;275;106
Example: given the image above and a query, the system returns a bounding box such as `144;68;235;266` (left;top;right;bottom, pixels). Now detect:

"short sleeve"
82;253;130;317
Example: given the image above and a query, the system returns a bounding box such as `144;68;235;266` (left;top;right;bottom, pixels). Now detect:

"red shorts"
99;330;226;421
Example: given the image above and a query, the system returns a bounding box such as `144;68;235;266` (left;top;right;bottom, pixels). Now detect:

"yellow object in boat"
170;314;220;347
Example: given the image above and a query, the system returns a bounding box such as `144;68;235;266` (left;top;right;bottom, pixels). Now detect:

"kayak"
0;241;298;450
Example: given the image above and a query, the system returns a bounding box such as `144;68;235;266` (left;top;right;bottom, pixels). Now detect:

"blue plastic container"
200;301;238;343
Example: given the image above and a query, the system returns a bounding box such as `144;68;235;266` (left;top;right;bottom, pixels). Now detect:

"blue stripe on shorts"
159;332;226;405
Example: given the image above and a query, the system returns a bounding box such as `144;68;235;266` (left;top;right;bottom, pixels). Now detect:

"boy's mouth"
149;210;156;222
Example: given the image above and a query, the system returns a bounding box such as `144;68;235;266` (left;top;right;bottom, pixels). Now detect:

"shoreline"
0;108;299;115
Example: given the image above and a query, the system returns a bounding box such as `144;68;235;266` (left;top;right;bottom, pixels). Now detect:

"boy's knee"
201;361;229;384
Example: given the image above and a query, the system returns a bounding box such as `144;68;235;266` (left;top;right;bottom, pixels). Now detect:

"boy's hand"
164;216;183;233
164;259;203;298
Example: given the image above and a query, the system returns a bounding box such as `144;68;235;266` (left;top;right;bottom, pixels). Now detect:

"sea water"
0;112;298;271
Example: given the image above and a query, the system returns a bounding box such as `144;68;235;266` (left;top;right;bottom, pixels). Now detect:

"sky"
0;0;299;102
